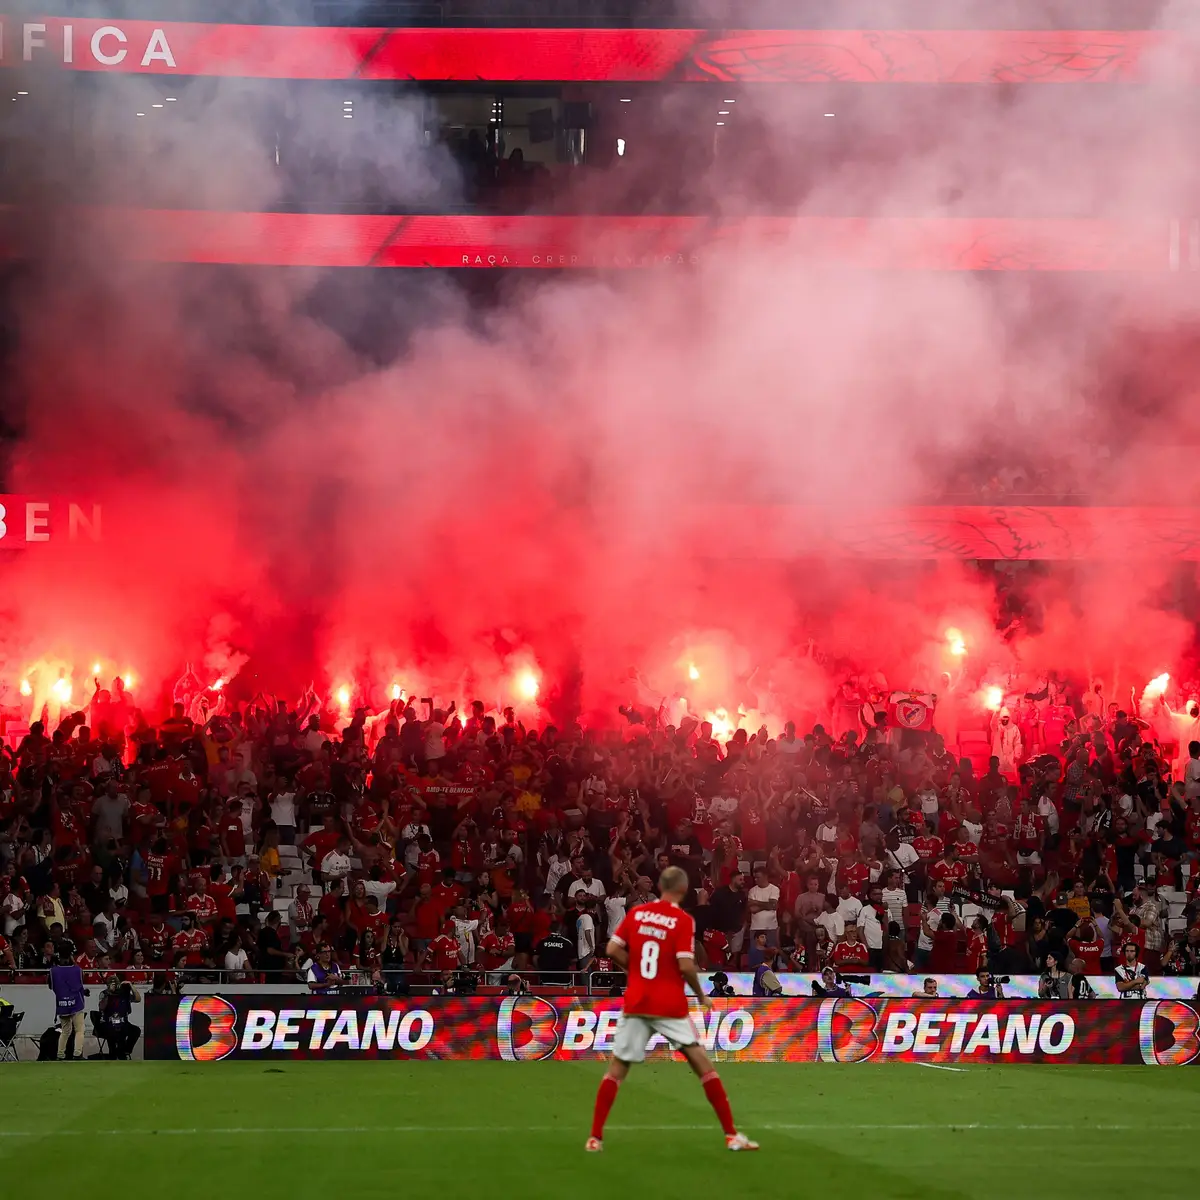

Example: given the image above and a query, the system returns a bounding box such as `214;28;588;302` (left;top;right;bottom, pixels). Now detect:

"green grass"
2;1062;1198;1198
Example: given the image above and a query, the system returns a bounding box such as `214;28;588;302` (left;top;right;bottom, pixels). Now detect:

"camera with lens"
450;970;478;996
996;975;1011;984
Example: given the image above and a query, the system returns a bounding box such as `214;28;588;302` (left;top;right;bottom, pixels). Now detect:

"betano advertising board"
147;995;1200;1066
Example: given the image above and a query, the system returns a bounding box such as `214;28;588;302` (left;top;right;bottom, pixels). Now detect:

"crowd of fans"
1;672;1199;998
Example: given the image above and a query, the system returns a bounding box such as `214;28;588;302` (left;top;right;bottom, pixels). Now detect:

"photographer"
97;975;141;1059
1038;957;1069;1000
708;971;736;998
811;967;852;998
967;967;1005;999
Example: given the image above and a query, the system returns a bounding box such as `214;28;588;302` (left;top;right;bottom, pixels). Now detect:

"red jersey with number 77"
610;900;696;1019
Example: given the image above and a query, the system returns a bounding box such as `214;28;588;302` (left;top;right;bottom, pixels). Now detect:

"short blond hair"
659;866;689;896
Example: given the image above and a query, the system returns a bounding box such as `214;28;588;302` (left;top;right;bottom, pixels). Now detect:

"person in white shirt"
269;788;297;844
543;850;572;896
814;894;845;944
835;884;863;927
363;875;397;909
451;905;479;965
858;895;884;963
747;868;781;946
224;933;252;981
881;871;909;927
300;717;326;756
320;839;353;883
575;898;597;969
777;721;805;756
915;883;951;967
1185;740;1200;800
883;832;919;878
603;891;628;942
566;868;606;905
815;820;839;851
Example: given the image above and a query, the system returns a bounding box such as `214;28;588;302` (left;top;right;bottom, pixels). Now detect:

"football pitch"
1;1062;1197;1198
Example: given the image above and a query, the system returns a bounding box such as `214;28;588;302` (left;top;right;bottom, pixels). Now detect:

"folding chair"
90;1011;113;1059
0;1010;24;1062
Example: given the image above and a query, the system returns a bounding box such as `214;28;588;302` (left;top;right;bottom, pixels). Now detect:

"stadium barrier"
146;994;1200;1065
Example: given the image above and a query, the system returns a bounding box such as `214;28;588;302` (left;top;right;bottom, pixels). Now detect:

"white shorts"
611;1013;698;1064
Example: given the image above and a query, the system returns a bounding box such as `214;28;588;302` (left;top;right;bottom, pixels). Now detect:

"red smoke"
2;24;1199;730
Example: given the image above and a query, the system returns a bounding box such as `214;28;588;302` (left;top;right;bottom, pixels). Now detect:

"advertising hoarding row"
148;994;1200;1066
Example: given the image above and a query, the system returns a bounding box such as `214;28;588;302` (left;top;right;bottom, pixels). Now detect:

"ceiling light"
616;137;625;156
716;121;725;126
344;113;353;118
165;97;177;102
16;90;28;96
619;98;632;102
152;103;163;108
824;112;835;117
723;99;735;103
136;112;145;117
719;110;730;115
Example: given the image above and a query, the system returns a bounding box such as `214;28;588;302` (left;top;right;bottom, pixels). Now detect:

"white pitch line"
0;1123;1192;1138
914;1062;968;1073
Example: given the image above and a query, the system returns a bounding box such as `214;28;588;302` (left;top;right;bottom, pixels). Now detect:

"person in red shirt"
318;878;347;941
416;836;441;888
171;913;209;968
962;917;989;972
407;884;442;952
840;853;872;898
911;821;944;865
207;866;236;922
701;926;730;969
829;925;871;971
953;828;980;868
129;788;162;849
478;920;516;983
218;799;248;864
430;869;465;918
142;916;173;964
588;866;757;1152
1066;918;1104;975
924;910;962;973
300;814;343;880
928;845;968;888
143;839;177;915
419;920;462;977
1013;798;1046;867
185;879;219;931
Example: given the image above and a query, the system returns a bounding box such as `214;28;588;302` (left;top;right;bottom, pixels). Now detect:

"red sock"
591;1075;620;1139
700;1071;737;1137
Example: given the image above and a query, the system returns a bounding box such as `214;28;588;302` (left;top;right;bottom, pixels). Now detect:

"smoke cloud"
2;0;1199;731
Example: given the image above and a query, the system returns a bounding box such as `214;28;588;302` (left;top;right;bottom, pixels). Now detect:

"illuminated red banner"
0;495;101;549
0;210;1188;271
1;19;1196;82
146;994;1200;1065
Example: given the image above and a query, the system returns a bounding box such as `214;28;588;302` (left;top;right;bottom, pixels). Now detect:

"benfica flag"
887;691;937;731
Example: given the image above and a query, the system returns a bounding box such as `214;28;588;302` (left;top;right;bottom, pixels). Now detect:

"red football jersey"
611;900;696;1019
